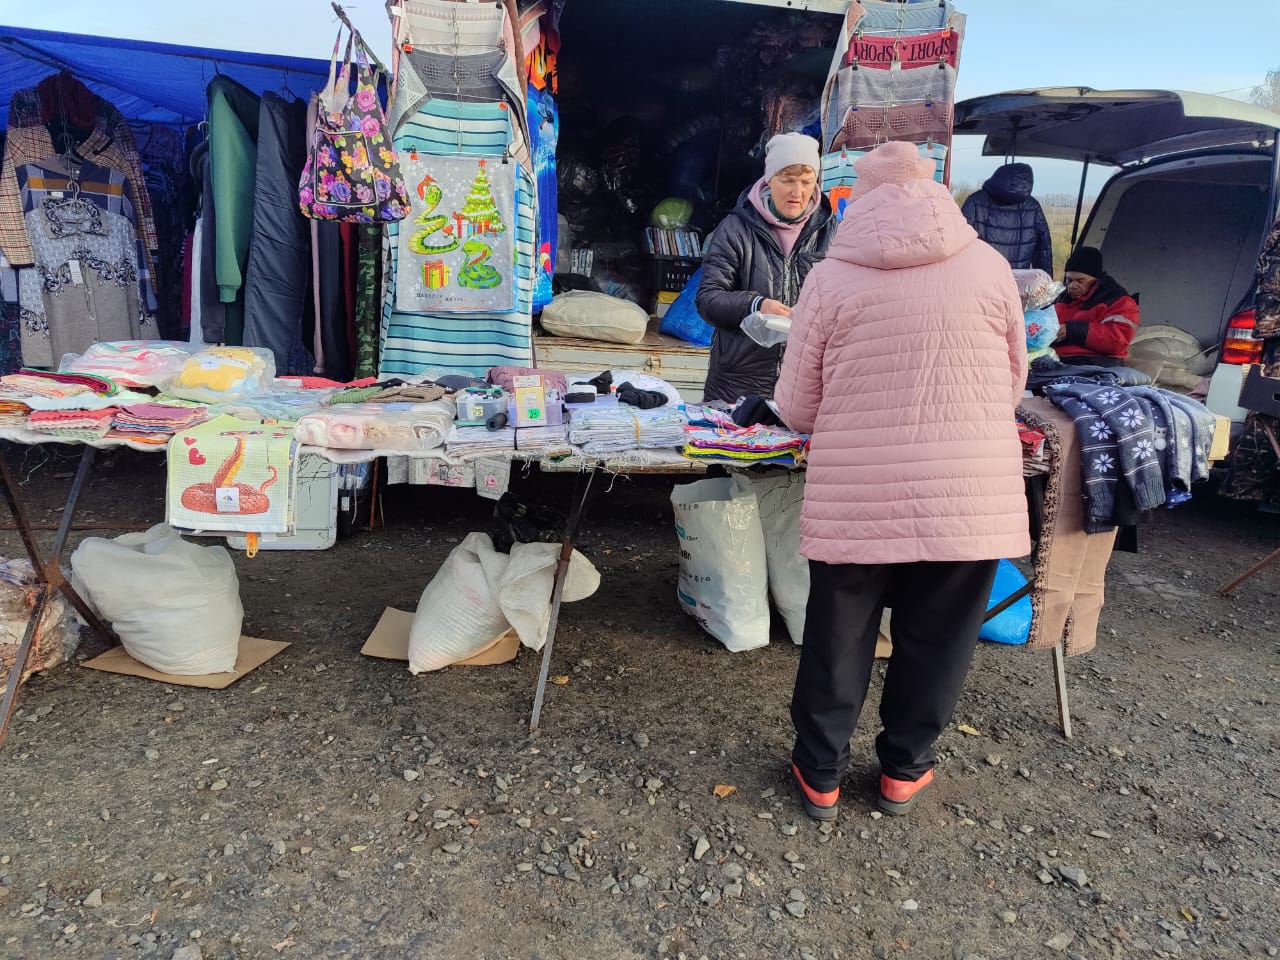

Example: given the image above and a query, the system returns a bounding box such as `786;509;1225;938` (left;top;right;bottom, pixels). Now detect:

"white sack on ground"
409;533;599;673
70;524;242;674
671;478;770;652
732;471;809;644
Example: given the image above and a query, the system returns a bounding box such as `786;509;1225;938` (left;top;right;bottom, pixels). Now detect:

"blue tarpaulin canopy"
0;26;330;127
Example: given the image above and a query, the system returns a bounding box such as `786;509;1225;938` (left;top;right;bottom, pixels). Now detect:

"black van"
955;87;1280;431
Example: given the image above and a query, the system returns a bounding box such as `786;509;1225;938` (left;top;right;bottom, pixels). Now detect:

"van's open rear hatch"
954;88;1280;166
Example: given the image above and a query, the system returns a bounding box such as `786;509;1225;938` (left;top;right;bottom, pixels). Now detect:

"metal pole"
529;465;599;733
1052;639;1073;739
0;588;50;748
1218;546;1280;597
982;583;1031;624
1069;158;1090;248
0;443;50;580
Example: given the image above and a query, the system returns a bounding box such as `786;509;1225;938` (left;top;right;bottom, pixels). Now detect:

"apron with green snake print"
393;151;518;315
378;0;535;376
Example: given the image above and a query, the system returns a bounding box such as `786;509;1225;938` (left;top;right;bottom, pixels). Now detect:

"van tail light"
1221;308;1264;365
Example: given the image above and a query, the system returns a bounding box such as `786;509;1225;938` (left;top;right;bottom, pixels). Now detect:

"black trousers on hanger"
790;558;999;791
243;93;309;372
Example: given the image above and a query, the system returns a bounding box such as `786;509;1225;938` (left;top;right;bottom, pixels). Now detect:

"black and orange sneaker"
791;763;839;821
877;768;934;816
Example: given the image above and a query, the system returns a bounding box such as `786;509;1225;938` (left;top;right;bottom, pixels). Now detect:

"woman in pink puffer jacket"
774;140;1030;821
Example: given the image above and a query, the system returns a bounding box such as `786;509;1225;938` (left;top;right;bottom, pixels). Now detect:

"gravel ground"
0;447;1277;960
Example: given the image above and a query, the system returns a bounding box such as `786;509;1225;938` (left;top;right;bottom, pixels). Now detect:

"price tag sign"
215;487;241;512
474;458;511;501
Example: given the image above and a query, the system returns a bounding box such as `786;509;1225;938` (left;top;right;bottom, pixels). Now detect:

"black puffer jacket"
695;188;836;403
960;163;1053;274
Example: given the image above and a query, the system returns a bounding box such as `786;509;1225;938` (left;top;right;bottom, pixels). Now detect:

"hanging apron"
378;0;537;376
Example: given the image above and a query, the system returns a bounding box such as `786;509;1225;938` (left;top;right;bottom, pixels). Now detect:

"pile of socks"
616;382;668;409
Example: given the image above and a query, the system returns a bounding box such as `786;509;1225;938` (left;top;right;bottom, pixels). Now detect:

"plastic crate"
650;256;701;293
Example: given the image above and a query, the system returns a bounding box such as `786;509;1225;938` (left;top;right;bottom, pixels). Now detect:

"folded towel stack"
111;404;211;441
27;407;119;441
294;401;456;452
682;425;808;465
445;425;517;459
515;425;571;455
567;406;687;454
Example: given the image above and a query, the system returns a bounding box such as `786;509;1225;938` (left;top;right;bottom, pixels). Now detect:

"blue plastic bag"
979;559;1032;645
659;268;714;347
1024;304;1059;353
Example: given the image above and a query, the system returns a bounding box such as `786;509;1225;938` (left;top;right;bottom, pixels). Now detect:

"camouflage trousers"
354;225;382;380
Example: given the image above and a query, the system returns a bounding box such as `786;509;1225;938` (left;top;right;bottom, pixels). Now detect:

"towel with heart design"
167;414;298;534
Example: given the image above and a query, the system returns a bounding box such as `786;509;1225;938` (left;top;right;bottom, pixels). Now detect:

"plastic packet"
1011;269;1065;312
1024;304;1060;353
742;312;791;348
163;346;276;404
59;340;193;388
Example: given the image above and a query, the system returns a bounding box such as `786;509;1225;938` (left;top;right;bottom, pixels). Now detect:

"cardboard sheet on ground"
362;607;520;666
81;637;288;688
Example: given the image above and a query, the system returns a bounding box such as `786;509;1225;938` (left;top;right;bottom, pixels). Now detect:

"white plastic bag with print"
409;532;599;672
670;478;769;652
732;470;809;645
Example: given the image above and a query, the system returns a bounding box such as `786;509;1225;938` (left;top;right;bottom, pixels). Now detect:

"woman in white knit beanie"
695;132;836;404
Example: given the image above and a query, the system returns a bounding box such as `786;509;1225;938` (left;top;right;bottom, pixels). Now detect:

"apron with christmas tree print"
394;152;517;315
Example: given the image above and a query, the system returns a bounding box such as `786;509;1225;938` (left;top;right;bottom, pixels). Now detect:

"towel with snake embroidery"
167;414;296;534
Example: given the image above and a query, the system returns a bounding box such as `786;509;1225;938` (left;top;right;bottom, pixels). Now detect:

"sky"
2;0;1278;196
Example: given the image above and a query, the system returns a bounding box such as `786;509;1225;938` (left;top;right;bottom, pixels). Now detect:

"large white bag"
540;291;649;345
671;478;770;652
70;524;242;674
732;471;809;645
409;533;600;673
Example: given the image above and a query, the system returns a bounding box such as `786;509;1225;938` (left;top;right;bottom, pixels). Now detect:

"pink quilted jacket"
775;179;1031;565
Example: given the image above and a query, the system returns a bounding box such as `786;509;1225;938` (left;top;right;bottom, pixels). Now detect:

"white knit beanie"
764;132;821;181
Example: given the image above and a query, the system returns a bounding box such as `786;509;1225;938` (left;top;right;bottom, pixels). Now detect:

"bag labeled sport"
731;471;808;644
299;26;409;223
671;478;770;652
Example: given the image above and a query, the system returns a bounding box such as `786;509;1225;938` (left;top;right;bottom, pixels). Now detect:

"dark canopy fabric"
0;26;329;126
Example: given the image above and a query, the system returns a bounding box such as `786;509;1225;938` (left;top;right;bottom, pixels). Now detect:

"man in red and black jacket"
1054;246;1140;367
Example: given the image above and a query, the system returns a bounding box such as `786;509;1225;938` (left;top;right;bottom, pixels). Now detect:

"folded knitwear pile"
27;407;118;441
0;399;29;427
682;425;809;465
111;404;210;440
0;370;120;399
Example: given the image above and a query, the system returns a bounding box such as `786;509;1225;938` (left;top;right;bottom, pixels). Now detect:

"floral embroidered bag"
299;27;409;222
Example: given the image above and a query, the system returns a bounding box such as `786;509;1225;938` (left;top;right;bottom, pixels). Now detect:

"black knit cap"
1064;246;1103;277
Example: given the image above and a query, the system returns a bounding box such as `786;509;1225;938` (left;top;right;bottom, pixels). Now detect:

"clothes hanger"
278;68;300;102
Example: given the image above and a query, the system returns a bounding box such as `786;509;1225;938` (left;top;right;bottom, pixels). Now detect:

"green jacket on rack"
207;75;261;345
